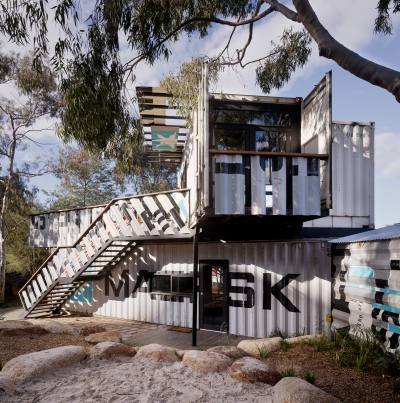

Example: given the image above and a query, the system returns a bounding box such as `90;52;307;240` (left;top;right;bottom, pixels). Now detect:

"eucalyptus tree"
0;1;399;153
47;145;125;209
0;52;59;303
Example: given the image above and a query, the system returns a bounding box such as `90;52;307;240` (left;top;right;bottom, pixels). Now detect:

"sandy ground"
6;357;274;403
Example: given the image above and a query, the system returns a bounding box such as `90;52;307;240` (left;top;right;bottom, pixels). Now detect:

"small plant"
257;344;269;359
303;370;316;384
280;340;290;352
293;328;306;337
269;328;288;339
281;366;295;377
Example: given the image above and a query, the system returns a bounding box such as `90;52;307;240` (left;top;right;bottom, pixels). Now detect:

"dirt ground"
267;344;399;403
1;331;399;402
0;333;90;368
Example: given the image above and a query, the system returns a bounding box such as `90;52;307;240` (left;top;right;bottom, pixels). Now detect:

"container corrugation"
66;240;331;338
330;223;400;244
304;121;374;229
332;239;400;350
29;206;105;247
331;122;374;219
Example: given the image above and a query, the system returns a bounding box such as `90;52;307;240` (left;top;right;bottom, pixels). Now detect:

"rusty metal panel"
332;239;400;350
67;240;331;338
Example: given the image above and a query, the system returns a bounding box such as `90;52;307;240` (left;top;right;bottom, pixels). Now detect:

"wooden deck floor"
36;316;250;349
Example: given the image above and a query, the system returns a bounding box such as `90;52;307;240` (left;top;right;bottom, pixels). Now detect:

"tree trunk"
0;127;17;303
293;0;400;102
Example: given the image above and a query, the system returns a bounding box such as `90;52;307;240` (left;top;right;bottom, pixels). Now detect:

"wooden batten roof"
136;86;188;164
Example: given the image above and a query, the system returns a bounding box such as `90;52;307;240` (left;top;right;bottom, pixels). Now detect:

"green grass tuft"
303;370;316;384
257;344;269;359
280;340;290;352
281;366;295;377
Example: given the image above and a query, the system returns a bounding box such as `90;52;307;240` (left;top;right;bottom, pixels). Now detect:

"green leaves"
161;57;220;125
47;145;124;209
256;28;311;94
375;0;400;34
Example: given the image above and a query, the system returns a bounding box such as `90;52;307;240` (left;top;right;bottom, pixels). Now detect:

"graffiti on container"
105;269;301;313
333;257;400;349
70;282;93;303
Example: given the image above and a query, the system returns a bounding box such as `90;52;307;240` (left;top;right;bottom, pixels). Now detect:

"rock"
176;350;186;359
229;357;281;385
2;345;87;383
0;320;48;336
135;344;179;362
272;377;340;403
237;337;283;357
0;374;14;395
182;350;232;373
285;335;321;345
207;345;246;360
85;331;122;344
90;342;136;359
72;324;107;336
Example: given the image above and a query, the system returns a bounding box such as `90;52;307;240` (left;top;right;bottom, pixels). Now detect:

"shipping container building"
21;67;375;343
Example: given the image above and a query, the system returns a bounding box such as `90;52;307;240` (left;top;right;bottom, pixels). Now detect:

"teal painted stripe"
348;265;375;278
372;303;400;314
345;282;400;296
388;323;400;335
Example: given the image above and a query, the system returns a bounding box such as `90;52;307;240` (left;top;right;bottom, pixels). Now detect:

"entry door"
199;260;229;331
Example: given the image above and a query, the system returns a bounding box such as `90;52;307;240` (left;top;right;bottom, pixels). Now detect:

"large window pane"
255;130;286;152
214;109;294;127
215;127;246;150
151;275;171;293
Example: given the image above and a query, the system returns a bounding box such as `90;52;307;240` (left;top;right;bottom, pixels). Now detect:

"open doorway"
199;260;229;331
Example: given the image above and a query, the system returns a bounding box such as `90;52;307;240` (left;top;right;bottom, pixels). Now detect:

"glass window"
214;109;293;127
215;127;246;151
255;130;286;152
151;275;171;293
171;276;193;294
178;276;193;294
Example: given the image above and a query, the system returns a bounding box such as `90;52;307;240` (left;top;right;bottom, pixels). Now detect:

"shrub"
303;370;316;384
257;345;269;359
280;340;290;352
281;367;295;377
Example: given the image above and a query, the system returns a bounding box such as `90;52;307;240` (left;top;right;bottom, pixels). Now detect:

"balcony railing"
210;149;328;217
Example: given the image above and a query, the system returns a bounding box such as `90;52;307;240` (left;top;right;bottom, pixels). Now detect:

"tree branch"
124;4;275;71
265;0;300;22
292;0;400;102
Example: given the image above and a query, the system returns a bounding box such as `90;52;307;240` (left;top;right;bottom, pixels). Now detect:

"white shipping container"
66;240;331;338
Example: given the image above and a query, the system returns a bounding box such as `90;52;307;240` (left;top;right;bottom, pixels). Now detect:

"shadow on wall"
64;241;331;335
331;239;400;349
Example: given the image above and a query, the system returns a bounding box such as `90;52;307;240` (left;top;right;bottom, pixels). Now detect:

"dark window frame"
150;273;193;296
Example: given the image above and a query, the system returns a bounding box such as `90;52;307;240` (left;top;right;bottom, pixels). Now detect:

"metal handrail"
19;188;190;298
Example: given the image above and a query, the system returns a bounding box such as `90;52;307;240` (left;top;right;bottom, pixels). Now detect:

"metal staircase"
19;189;193;318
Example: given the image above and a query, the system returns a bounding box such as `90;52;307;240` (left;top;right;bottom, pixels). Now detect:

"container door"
199;260;229;331
301;71;332;209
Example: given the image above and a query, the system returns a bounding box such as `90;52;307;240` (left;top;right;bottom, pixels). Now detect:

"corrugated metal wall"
66;240;331;338
332;240;400;350
331;122;374;219
30;206;105;247
304;121;374;229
